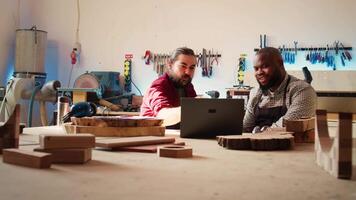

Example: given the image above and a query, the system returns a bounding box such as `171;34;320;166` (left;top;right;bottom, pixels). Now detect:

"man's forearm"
156;107;181;126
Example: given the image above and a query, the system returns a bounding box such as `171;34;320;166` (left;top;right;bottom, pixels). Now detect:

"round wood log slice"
217;132;294;151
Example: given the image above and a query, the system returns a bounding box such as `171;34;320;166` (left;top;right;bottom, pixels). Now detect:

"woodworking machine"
70;71;137;111
0;27;60;127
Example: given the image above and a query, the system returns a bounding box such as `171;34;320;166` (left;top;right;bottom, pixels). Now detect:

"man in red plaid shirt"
140;47;197;127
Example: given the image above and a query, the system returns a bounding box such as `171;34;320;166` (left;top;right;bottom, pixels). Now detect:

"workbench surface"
0;126;355;200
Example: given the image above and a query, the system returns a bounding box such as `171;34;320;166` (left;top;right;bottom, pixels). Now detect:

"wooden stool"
315;110;353;179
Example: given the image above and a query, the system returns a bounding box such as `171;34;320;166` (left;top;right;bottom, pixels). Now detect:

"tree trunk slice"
217;132;294;150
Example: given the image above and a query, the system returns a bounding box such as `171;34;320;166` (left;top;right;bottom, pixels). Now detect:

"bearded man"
140;47;197;127
243;47;317;133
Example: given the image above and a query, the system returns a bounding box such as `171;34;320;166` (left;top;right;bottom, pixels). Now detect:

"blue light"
4;65;14;84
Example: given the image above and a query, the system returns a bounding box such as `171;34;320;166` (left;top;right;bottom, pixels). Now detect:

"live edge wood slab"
64;124;165;137
71;116;163;127
217;131;295;150
65;116;165;137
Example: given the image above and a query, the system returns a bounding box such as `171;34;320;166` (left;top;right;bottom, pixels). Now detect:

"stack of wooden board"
34;134;95;164
2;134;95;168
64;116;165;137
285;118;315;143
217;131;295;150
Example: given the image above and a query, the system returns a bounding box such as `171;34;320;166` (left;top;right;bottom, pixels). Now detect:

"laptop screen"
180;98;244;138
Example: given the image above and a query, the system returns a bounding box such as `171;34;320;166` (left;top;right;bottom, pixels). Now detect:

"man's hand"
156;107;181;127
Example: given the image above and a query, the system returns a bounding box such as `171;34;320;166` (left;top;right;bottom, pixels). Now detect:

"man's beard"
258;71;283;91
169;74;192;87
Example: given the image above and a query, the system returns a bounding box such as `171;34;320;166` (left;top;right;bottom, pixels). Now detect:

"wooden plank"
34;148;91;164
64;124;165;137
2;148;52;168
39;134;95;149
114;141;185;153
96;136;175;148
71;116;163;127
217;131;294;151
315;110;353;179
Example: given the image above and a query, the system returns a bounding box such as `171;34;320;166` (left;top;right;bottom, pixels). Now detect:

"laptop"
180;98;244;138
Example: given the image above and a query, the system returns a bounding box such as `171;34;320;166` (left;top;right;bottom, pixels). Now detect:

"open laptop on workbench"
180;98;244;138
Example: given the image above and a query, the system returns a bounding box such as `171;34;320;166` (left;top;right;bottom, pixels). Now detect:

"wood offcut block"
39;134;95;149
315;110;353;179
285;118;315;133
217;131;295;151
0;104;20;154
34;148;91;164
293;129;315;143
158;145;193;158
2;148;52;168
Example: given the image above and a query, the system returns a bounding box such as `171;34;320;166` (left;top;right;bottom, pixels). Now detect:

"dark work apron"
254;75;291;127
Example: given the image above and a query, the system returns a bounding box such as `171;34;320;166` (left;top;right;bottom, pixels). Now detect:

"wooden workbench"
0;125;355;200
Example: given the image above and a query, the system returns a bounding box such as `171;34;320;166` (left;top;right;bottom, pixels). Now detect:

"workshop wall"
0;0;36;86
0;0;18;86
3;0;356;96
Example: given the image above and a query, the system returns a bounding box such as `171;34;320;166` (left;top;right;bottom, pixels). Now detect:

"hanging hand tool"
306;47;310;61
334;41;339;55
210;50;219;66
263;35;267;47
208;50;212;77
294;41;298;55
341;54;345;66
143;50;152;65
340;43;352;61
259;34;267;48
202;48;208;77
197;53;202;68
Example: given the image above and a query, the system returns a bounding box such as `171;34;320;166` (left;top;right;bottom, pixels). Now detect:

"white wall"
0;0;35;85
0;0;18;85
2;0;356;94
